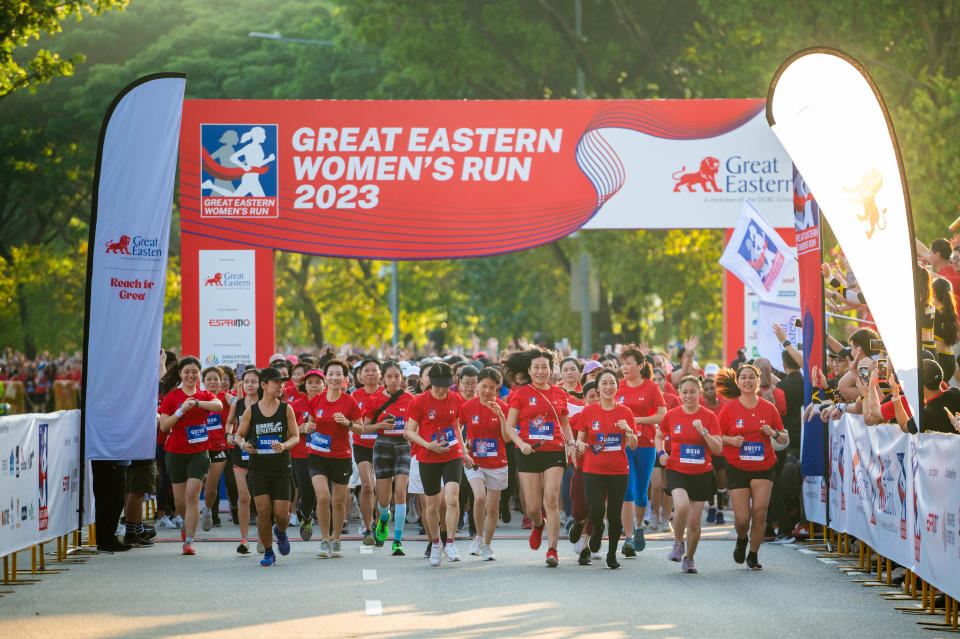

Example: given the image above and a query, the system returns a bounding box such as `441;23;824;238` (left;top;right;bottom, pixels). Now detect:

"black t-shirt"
919;387;960;434
777;371;805;440
247;401;292;473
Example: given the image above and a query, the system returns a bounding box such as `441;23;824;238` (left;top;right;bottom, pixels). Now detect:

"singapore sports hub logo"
200;124;278;218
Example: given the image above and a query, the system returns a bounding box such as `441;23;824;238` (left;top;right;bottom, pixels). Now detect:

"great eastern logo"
672;157;721;192
843;167;887;239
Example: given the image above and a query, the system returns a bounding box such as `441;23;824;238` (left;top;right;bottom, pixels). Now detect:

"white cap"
269;352;286;364
703;363;720;378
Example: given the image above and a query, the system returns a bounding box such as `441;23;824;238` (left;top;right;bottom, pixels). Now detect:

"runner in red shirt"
505;348;575;567
559;357;583;397
573;369;637;568
700;375;729;523
405;363;473;566
567;380;599;563
291;369;323;542
716;365;787;571
351;358;383;545
157;356;223;556
307;359;363;559
200;366;231;532
460;367;510;560
656;376;723;574
225;368;261;553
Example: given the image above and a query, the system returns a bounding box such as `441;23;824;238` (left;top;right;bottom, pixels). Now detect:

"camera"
877;358;888;379
870;338;885;353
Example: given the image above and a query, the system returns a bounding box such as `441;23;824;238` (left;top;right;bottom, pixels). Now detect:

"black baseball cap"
259;367;284;383
428;362;454;387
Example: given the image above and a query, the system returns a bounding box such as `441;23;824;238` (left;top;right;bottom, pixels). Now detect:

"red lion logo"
672;157;721;192
204;273;223;286
104;236;131;254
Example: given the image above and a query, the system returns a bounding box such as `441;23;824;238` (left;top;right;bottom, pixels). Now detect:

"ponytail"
714;368;741;400
639;362;653;380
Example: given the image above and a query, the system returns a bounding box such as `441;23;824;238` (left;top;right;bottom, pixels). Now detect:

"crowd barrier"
801;414;960;603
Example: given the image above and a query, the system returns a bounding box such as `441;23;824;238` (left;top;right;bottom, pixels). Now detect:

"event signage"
719;199;797;302
768;49;922;425
198;250;257;367
83;74;185;461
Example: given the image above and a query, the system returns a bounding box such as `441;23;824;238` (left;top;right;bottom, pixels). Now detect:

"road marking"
360;546;373;554
798;549;817;555
817;558;838;564
362;569;377;581
365;600;383;616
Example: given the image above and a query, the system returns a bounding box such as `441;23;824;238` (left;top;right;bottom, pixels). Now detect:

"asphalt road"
0;510;926;638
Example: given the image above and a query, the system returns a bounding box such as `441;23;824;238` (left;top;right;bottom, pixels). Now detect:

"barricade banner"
827;419;850;533
915;433;960;601
801;475;827;525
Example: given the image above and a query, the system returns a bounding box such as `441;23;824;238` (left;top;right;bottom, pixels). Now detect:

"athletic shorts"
308;455;352;485
517;449;566;474
232;445;250;469
666;469;715;502
372;436;411;480
248;468;292;501
407;457;425;495
209;449;229;463
711;456;727;470
464;465;509;491
726;464;775;490
353;444;373;465
164;451;210;484
420;458;463;497
125;459;157;494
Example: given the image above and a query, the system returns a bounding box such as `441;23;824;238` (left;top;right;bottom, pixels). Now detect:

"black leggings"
292;458;315;522
584;472;628;555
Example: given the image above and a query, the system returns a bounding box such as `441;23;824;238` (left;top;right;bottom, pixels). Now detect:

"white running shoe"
116;522;126;537
429;542;442;566
172;515;184;528
289;513;299;527
591;551;601;560
444;542;461;562
469;536;482;556
331;540;343;557
157;515;175;529
481;544;496;561
201;507;213;532
257;541;265;554
573;537;587;555
316;540;331;558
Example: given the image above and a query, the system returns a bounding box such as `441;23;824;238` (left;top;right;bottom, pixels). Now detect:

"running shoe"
591;552;602;560
588;521;605;554
681;556;697;573
316;540;331;558
715;510;725;525
275;525;291;556
123;533;153;548
260;550;276;567
578;548;591;565
545;548;559;568
374;514;390;542
667;541;685;562
773;532;795;544
621;540;636;557
746;552;762;571
362;529;375;546
331;540;343;557
257;540;265;553
606;554;621;569
521;515;533;529
481;544;496;561
141;525;157;540
469;536;482;556
429;543;442;566
116;522;126;538
301;520;313;542
573;537;587;556
633;527;646;552
237;540;250;554
706;506;716;523
375;538;385;548
500;502;511;524
529;522;544;550
157;515;175;529
392;541;405;556
733;537;748;564
211;511;221;527
568;520;584;544
647;518;660;533
289;513;299;527
443;543;460;562
201;507;213;532
172;515;184;528
182;541;195;556
793;523;809;540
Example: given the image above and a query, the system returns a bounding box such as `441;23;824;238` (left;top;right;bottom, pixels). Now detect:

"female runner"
616;349;666;557
158;357;223;555
573;369;637;568
559;357;583;398
648;366;679;533
236;366;300;566
656;376;722;574
291;369;323;541
505;347;575;567
716;365;787;570
351;358;383;545
200;366;229;531
226;368;261;553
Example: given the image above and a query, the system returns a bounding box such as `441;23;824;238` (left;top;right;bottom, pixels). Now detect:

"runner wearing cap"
236;366;299;566
656;376;722;574
580;360;603;386
291;369;324;541
157;356;223;556
716;365;787;570
361;360;415;555
200;366;230;531
352;358;383;545
405;362;473;566
505;347;575;567
700;374;728;524
308;359;363;558
226;368;260;553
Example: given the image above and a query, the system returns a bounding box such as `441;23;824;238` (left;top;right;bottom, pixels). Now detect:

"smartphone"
858;366;870;383
870;338;885;353
877;358;888;379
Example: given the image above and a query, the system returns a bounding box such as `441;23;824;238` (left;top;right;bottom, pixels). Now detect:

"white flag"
719;199;797;301
756;301;802;365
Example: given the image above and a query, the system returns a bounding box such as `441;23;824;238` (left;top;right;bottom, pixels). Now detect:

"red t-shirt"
616;379;666;447
880;394;912;421
408;391;463;464
205;392;231;451
290;393;312;459
351;386;384;448
761;385;787;416
937;265;960;299
307;392;361;459
459;397;509;469
664;393;680;410
717;397;784;471
159;388;217;454
660;406;720;475
283;380;298;403
665;381;678;396
574;403;634;475
507;384;570;452
363;390;416;437
700;398;727;415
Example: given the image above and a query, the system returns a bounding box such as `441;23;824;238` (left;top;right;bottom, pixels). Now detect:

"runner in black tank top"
237;367;299;566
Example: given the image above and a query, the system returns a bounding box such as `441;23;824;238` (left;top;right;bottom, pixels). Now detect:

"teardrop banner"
766;48;922;427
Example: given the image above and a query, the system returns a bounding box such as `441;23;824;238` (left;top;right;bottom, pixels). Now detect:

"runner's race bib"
432;426;457;447
309;432;332;453
739;441;765;462
257;435;281;455
186;424;208;444
241;448;250;461
600;432;622;452
360;430;378;440
206;413;223;431
679;444;706;464
473;438;499;458
528;416;555;440
387;416;405;435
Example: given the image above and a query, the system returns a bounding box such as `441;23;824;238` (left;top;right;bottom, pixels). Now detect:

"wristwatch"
782;340;791;347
